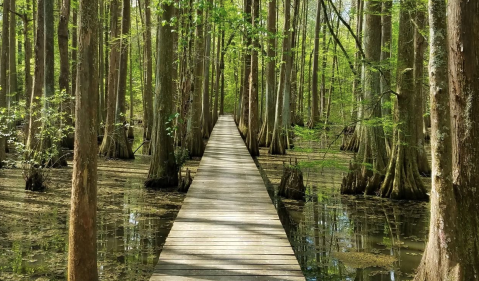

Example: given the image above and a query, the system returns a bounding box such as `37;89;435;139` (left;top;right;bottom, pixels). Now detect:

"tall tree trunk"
142;0;153;153
413;8;430;176
26;0;44;153
380;0;392;118
187;0;205;157
0;0;10;164
71;10;78;103
59;0;74;149
379;0;427;200
308;0;321;128
67;0;99;278
9;0;18;107
238;0;252;137
247;0;259;156
145;1;178;188
213;26;221;124
269;0;290;155
99;0;133;159
23;0;33;141
202;2;212;139
341;0;388;195
281;0;295;149
415;0;479;279
258;0;276;147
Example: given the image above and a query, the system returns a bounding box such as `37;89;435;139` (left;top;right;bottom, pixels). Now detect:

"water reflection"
0;156;186;280
258;141;430;281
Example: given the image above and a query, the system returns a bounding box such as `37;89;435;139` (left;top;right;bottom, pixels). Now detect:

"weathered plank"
150;116;304;280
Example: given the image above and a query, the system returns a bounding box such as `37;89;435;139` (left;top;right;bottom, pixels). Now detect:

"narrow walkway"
150;115;304;281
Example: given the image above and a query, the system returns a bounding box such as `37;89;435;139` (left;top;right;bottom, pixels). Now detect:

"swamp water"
0;156;199;281
1;129;430;281
257;135;430;281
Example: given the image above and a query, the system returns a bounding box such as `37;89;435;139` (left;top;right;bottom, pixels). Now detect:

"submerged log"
278;159;305;200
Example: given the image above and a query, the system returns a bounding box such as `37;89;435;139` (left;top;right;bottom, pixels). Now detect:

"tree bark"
59;0;74;149
379;0;427;200
202;2;212;139
341;0;388;195
142;0;153;152
238;0;252;137
22;0;33;141
413;8;431;176
187;1;205;157
67;0;99;278
269;0;290;155
308;0;321;128
145;1;178;188
26;0;44;153
247;0;259;156
258;0;276;147
415;0;479;279
9;0;17;106
0;0;10;165
99;0;134;159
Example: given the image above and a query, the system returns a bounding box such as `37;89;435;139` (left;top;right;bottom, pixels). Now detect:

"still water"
257;138;430;281
0;156;189;280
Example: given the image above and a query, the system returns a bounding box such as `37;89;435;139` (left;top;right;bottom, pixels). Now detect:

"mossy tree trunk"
258;0;276;147
145;1;178;188
415;0;479;279
0;0;9;166
341;0;388;195
379;0;427;200
415;0;479;281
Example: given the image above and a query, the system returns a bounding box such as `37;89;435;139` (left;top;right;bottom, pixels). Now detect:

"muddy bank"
0;155;199;281
256;134;430;281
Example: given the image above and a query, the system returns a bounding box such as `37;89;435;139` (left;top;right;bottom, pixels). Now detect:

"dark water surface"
257;138;430;281
0;156;188;281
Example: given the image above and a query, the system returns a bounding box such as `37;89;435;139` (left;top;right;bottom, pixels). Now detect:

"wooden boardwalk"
150;116;304;281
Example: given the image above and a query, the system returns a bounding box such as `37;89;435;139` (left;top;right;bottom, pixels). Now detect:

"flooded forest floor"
0;127;431;281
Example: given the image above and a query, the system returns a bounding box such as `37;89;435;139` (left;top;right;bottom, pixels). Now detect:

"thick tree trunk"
307;0;321;128
341;0;388;195
269;0;290;155
247;0;259;156
415;0;479;279
413;9;431;176
145;2;178;188
59;0;74;149
67;0;99;278
379;0;427;200
26;0;44;153
0;0;9;165
187;1;205;157
258;0;276;147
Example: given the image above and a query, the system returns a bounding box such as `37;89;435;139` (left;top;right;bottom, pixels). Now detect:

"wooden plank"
150;116;304;281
